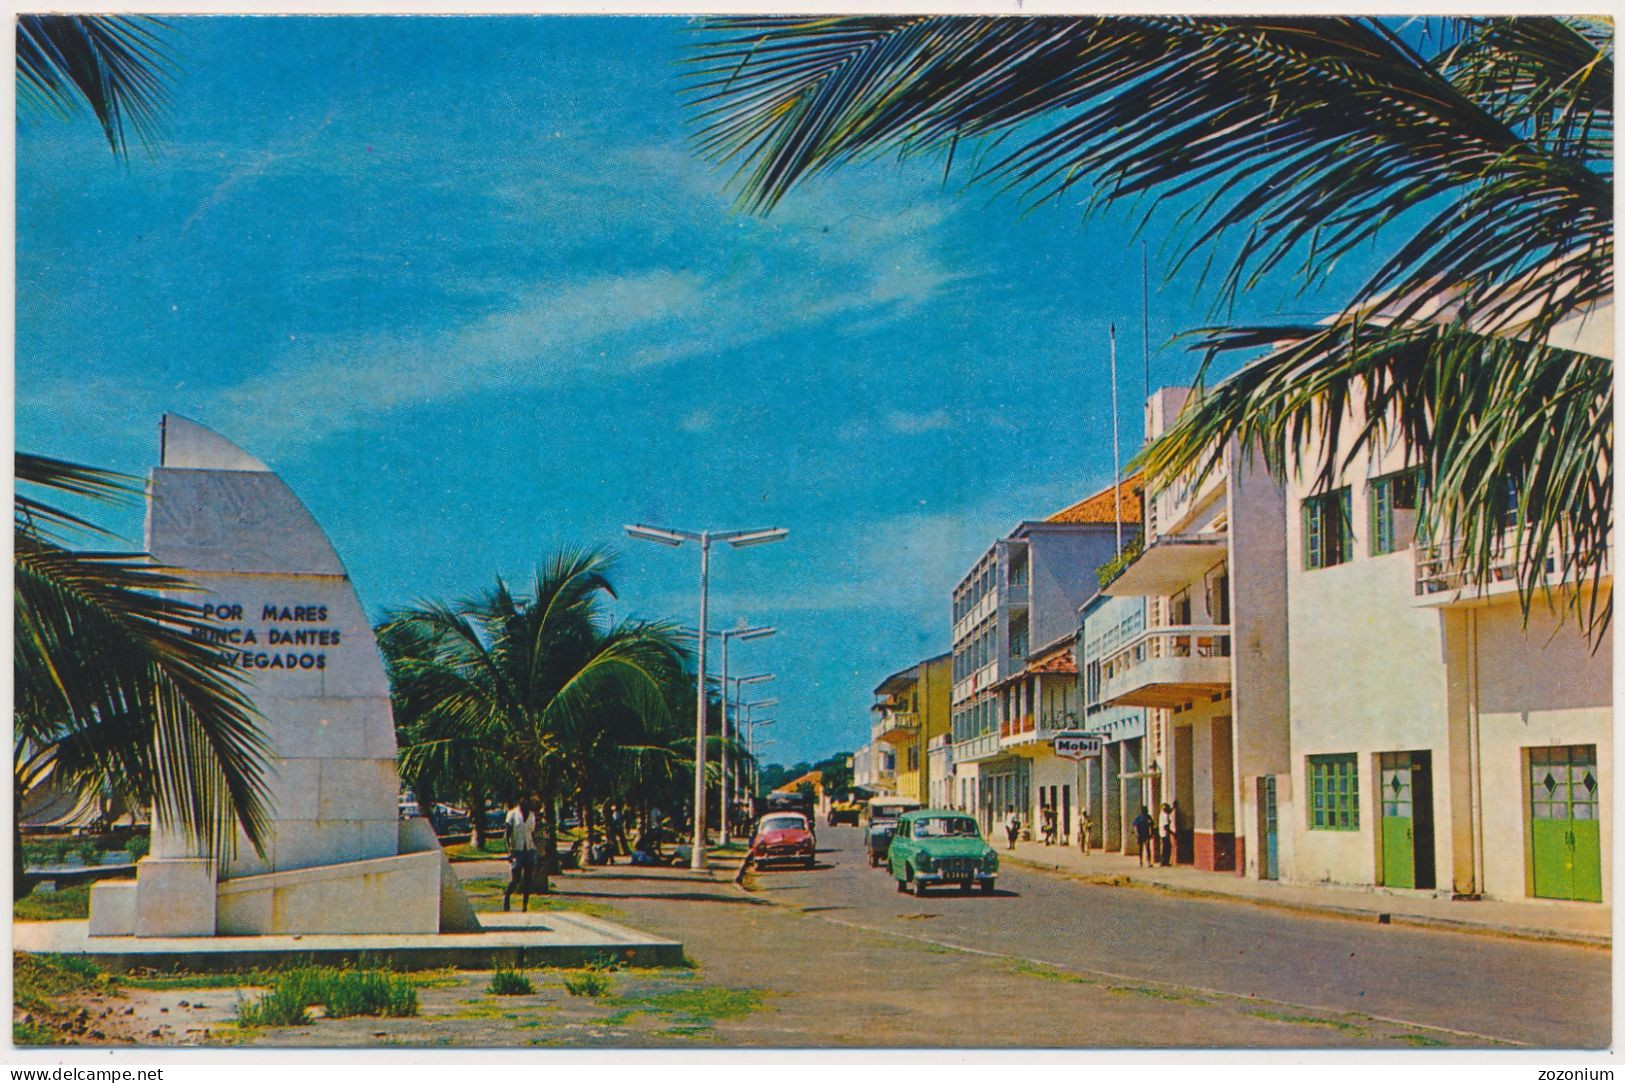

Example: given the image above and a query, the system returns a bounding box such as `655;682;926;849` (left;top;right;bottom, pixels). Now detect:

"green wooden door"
1530;745;1602;903
1380;753;1415;889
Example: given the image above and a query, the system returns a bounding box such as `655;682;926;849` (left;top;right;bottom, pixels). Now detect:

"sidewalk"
1004;838;1611;947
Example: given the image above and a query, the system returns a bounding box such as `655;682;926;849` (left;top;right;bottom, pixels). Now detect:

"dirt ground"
16;857;1476;1049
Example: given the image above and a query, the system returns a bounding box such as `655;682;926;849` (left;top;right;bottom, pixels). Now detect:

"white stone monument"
90;416;476;937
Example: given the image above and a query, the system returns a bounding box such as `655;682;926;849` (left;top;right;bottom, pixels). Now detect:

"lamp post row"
624;523;786;870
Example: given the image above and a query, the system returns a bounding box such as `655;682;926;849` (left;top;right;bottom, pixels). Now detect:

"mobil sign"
1052;730;1105;760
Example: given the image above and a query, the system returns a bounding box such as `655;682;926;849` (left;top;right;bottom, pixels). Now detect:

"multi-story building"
951;478;1142;833
1107;290;1611;905
1077;590;1152;853
1280;357;1612;902
870;653;951;805
1100;388;1292;874
851;741;895;795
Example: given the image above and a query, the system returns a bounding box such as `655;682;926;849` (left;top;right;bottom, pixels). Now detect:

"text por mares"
192;602;341;670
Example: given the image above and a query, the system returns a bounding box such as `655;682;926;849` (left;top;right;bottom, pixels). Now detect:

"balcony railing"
1099;624;1233;709
1413;536;1608;603
872;710;920;744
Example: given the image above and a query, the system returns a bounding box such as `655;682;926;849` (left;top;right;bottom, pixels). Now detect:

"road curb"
1004;853;1611;949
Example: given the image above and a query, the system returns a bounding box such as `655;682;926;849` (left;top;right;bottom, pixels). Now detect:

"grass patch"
458;878;622;920
1398;1032;1448;1047
444;840;508;863
563;970;613;998
14;953;112;1015
233;966;419;1027
489;968;534;996
607;985;765;1032
13;954;117;1046
14;882;92;921
1244;1008;1365;1034
1012;961;1092;985
1107;983;1209;1006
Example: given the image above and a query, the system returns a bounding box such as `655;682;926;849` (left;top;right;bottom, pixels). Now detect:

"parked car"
827;799;862;827
863;795;921;867
887;809;998;895
749;811;816;870
430;803;471;837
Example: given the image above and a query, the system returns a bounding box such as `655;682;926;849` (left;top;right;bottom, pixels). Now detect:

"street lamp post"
748;717;776;799
625;523;787;869
718;673;774;844
728;693;776;826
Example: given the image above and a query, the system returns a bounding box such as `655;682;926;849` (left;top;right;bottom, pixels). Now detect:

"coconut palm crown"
687;16;1613;632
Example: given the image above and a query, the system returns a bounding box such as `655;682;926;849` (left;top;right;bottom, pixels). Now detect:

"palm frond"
15;534;272;855
16;15;173;156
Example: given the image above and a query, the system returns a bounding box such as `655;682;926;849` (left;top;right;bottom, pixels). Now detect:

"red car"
749;811;817;870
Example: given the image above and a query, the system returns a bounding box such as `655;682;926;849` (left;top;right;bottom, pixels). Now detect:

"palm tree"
17;15;171;157
380;549;687;886
14;453;272;898
687;16;1613;632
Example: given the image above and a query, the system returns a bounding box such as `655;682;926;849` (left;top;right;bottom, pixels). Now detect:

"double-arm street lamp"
625;523;787;869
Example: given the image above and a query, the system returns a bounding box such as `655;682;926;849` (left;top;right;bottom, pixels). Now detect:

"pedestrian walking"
1004;807;1021;851
503;796;539;912
1132;806;1153;866
1040;804;1057;846
1158;802;1174;866
1078;809;1093;856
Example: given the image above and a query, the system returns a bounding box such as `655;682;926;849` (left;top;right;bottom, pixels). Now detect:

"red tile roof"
1046;474;1143;526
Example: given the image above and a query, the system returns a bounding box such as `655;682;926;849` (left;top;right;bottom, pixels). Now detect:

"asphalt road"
743;824;1610;1048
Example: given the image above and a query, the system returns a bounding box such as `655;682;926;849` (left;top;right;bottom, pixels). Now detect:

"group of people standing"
1131;802;1179;866
1000;800;1178;867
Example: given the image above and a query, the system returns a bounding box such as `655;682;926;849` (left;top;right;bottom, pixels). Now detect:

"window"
1370;469;1425;556
1204;563;1230;624
1169;589;1193;626
1303;487;1354;569
1308;754;1359;830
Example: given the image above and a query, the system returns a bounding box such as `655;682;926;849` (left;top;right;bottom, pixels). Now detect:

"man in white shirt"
503;797;538;912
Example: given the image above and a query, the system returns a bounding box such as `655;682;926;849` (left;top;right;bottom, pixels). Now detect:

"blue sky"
17;16;1377;766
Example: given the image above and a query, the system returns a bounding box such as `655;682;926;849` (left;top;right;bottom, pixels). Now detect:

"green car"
887;809;998;895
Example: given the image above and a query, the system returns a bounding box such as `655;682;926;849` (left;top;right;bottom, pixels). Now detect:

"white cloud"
203;148;977;454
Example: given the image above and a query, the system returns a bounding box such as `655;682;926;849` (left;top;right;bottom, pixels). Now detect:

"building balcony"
952;733;1001;764
872;710;920;745
1413;537;1611;608
1099;625;1232;709
1101;533;1227;597
999;710;1080;749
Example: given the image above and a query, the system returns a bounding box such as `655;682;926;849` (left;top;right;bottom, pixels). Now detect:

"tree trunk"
469;776;487;850
14;792;33;901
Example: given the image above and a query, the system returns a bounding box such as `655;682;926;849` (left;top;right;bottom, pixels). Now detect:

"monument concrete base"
17;911;684;973
89;820;481;938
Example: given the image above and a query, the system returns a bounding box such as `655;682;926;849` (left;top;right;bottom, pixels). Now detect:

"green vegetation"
1244;1008;1366;1034
489;968;534;996
457;877;625;919
15;452;273;902
444;839;506;862
1012;961;1093;985
381;549;715;877
605;985;765;1032
1096;537;1145;588
127;834;150;861
13;953;116;1045
13;882;91;921
562;970;613;998
233;966;419;1027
